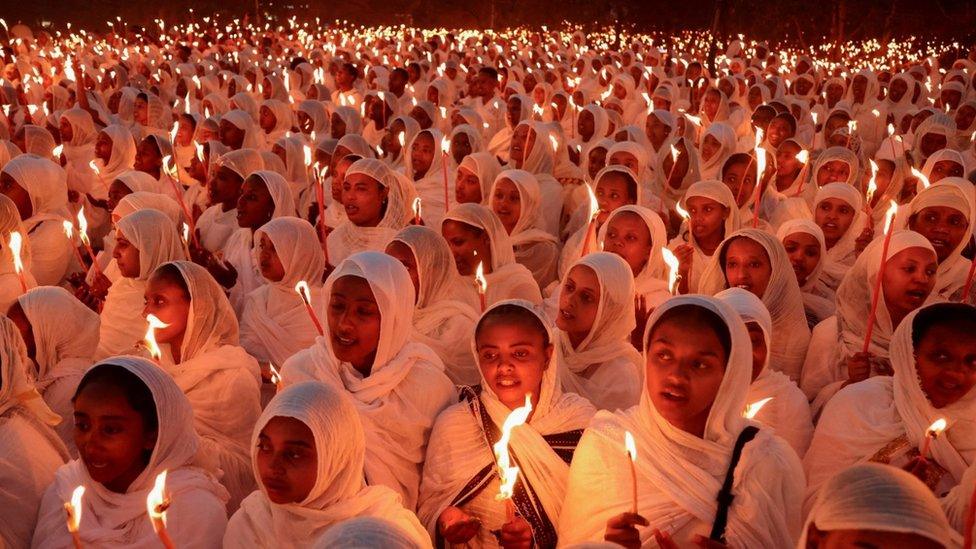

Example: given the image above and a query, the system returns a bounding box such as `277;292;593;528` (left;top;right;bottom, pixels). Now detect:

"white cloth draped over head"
458;151;502;205
598;204;672;307
558;295;805;548
280;251;456;510
699;228;811;381
216;147;266;180
117;208;185;279
442;202;543;305
798;463;957;548
241;216;326;366
812;146;861;186
326;158;415;265
699;122;738;180
776;218;836;326
815;182;866;289
390;225;481;385
803;303;976;513
94;124;138;190
224;381;431;549
556;252;643;411
114;169;164;194
509;120;563;235
491;168;560;287
114;192;183;225
310;516;426;549
0;193;36;312
32;356;229;549
222;109;263;149
0;313;68;548
153;260;262;512
418;299;596;546
671;180;741;292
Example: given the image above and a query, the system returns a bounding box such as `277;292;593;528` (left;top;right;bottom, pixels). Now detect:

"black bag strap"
708;425;760;543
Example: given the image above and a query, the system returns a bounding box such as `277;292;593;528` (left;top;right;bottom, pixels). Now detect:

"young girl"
668;180;741;295
698;122;737;181
442;203;543;306
0;314;68;547
419;300;596;548
777;218;836;328
195;148;265;253
223;381;430;548
490;169;561;288
31;357;228;548
558;296;805;547
9;286;99;451
0;194;35;311
240;217;326;366
405;129;452;229
144;260;263;511
280;251;456;510
456;152;503;206
507;121;562;236
598;205;672;314
804;303;976;512
814;182;871;290
386;225;481;385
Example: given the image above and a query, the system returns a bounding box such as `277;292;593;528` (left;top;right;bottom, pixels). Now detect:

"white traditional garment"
31;357;229;549
558;295;806;548
311;516;426;549
59;108;100;196
491;168;560;288
153;261;263;512
799;463;958;548
458;152;502;205
222;109;264;150
442;203;543;306
776;219;836;328
240;217;325;366
223;381;431;549
280;252;456;510
699;228;811;382
715;288;813;458
91;124;138;199
699;122;738;180
326;158;415;265
555;252;643;411
418;299;596;547
0;314;68;549
668;180;741;293
597;205;673;309
95;208;185;360
404;128;453;230
196;148;266;253
0;193;36;311
17;286;99;451
509;121;563;236
815;182;867;290
390;225;481;385
1;154;72;286
800;231;937;404
803;303;976;512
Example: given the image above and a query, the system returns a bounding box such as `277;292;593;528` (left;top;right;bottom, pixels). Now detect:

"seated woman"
31;357;228;548
386;225;481;386
668;180;740;294
800;464;956;548
95;170;170;279
9;286;99;451
813;182;871;291
241;217;326;367
490;169;561;289
456;152;502;206
599;205;672;315
777;219;836;329
558;296;805;547
195;148;264;253
804;303;976;513
0;194;36;311
698;229;811;383
280;252;456;510
553;252;643;411
419;300;595;548
716;287;814;458
144;261;263;511
96;208;186;359
0;314;68;548
404;128;452;229
801;231;938;406
223;381;430;548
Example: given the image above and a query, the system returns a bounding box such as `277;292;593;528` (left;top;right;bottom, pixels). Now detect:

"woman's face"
451;132;472;165
506;96;524;128
176;118;194;147
745;322;767;381
134;139;162;173
645;114;671;148
256;416;318;504
259;105;277;133
748;86;763;110
929;160;965;183
587;148;608;179
113;231;141;278
236;178;275;230
73;381;157;493
208;166;244;208
815;198;857;247
330;113;347;139
95;131;114;163
219;120;245;149
59;118;74;143
410;132;435;178
723;237;773;298
909;206;970;263
142;275;191;346
134;96;149;125
509;124;534;169
476;319;550;411
766;117;793;148
455;166;483;204
556;264;601;342
702;90;720;120
327;275;381;371
257;234;286;282
722;161;756;208
775;141;802;176
888;78;908;102
603;211;653;275
686;196;727;243
882;247;938;318
919;133;948;158
955;105;976;133
384;240;420;300
700;135;721;162
595;172;634;215
782;232;821;287
490;178;522;235
578;110;595;141
442;220;490;276
341;173;388;227
0;172;33;220
608;151;640;174
915;324;976;409
645;315;727;437
816;160;851;186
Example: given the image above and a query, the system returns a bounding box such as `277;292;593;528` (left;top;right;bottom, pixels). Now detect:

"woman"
668;180;740;294
558;296;805;547
804;303;976;512
0;194;35;311
419;300;596;547
144;260;263;511
195;148;265;253
777;219;836;328
814;182;871;290
386;225;481;386
223;381;431;548
507;121;563;236
404;129;452;229
554;252;644;411
31;357;228;548
490;169;560;288
280;252;456;510
241;217;326;367
0;314;68;548
698;122;737;181
442;203;543;306
456;151;502;206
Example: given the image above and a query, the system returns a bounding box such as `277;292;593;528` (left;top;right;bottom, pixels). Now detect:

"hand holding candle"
295;280;324;335
147;470;176;549
63;485;84;549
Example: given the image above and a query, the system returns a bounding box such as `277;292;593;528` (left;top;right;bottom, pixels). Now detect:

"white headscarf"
776;218;836;326
311;516;425;549
815;182;867;289
597;205;671;304
491;168;560;286
458;152;502;205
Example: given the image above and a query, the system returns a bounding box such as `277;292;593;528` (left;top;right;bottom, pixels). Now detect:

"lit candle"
294;280;324;335
310;161;329;265
144;314;169;363
919;418;948;460
579;184;600;259
88;160;109;192
412;197;423;225
75;208;102;278
792;149;811;197
268;362;282;392
147;470;176;549
63;485;84;549
865;159;878;227
743;397;773;419
475;261;487;312
624;431;638;514
8;231;28;292
661;247;680;295
664;144;681;188
61;221;90;277
441;136;451;213
862;201;899;353
493;394;533;522
161;155;199;248
910;167;931;190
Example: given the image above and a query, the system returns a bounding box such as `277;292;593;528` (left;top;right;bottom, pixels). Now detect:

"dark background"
2;0;975;44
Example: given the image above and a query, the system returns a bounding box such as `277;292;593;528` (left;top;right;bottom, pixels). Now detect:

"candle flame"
910;167;930;189
871;108;881;117
76;208;90;244
303;144;312;167
847;119;857;134
883;200;898;234
161;154;177;177
756;148;767;182
62;220;74;240
662;247;680;294
927;417;948;437
397;132;405;147
796;149;810;164
294;280;312;303
268;362;281;386
744;397;773;419
53;144;63;157
195;141;204;162
89;159;100;175
585;184;599;221
624;431;637;462
866;160;878;204
145;314;169;360
64;485;85;533
441;136;450;154
493;394;533;500
8;231;25;276
147;470;170;528
475;261;487;294
412;197;422;219
755;127;764;149
181;223;190;244
887;123;896;137
548;133;559;152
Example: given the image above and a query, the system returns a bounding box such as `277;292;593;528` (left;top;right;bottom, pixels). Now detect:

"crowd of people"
1;16;976;548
